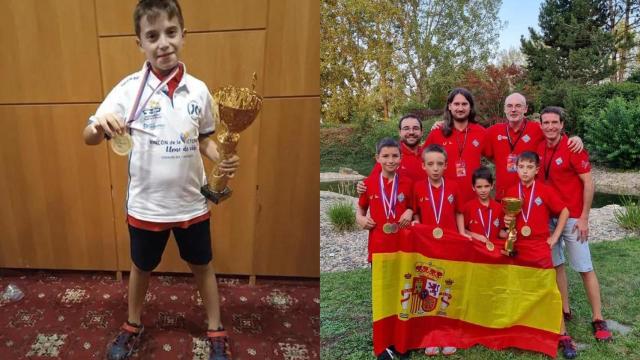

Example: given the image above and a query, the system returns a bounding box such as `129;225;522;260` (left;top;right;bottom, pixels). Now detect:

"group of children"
357;137;575;359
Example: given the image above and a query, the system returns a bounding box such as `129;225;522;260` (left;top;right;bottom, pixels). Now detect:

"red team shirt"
370;142;427;182
537;135;591;218
504;181;566;239
484;120;544;200
413;178;462;230
424;123;487;204
462;198;504;242
358;173;414;262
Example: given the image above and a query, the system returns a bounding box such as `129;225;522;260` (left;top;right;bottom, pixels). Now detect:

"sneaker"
425;347;440;356
442;346;457;355
376;347;396;360
207;329;232;360
558;335;577;359
106;322;144;360
592;319;613;342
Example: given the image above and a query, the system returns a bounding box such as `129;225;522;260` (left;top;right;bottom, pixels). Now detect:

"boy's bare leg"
189;262;222;329
555;264;571;314
580;271;603;321
128;264;151;325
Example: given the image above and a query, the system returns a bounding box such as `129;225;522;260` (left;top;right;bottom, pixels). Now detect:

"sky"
498;0;543;52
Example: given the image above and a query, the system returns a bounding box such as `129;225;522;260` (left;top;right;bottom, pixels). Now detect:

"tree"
460;64;534;125
321;0;504;123
605;0;640;81
495;46;527;67
521;0;615;105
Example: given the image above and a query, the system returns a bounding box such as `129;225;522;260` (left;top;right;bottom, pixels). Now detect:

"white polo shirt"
91;62;215;222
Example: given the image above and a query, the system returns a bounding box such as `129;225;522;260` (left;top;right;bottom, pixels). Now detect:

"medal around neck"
485;241;495;251
110;133;133;156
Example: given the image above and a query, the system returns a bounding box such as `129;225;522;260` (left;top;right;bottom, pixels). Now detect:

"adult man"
537;106;613;342
483;93;583;200
357;114;427;195
424;88;486;203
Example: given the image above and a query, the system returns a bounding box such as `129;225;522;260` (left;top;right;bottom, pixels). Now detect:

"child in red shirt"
411;144;461;356
504;151;578;359
357;138;414;263
357;137;414;360
461;167;504;250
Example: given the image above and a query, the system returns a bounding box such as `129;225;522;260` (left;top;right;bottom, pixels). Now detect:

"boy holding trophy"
83;1;239;359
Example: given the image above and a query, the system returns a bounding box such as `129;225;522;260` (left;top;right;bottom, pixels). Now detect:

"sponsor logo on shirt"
497;135;505;141
448;194;454;203
493;218;500;227
534;196;543;206
555;157;563;165
522;134;531;143
142;99;162;122
581;160;590;169
398;193;405;202
187;100;202;120
472;139;480;147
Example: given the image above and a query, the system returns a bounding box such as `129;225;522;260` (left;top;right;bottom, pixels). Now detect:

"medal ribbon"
477;207;493;238
126;62;180;126
379;173;398;220
427;178;445;225
505;120;528;152
543;141;561;180
456;126;469;158
518;180;536;224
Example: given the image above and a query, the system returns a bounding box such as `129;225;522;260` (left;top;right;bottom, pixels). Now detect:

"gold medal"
110;133;133;156
383;223;393;234
485;241;495;251
521;225;532;237
389;223;399;234
432;227;443;239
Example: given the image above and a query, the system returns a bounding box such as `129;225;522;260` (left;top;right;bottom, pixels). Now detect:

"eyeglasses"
401;126;421;131
505;104;525;109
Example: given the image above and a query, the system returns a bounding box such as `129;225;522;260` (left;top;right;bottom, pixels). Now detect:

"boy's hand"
398;209;413;228
356;181;367;195
573;217;589;242
431;120;444;131
503;214;515;228
219;155;240;176
356;214;376;230
92;113;125;138
567;136;584;152
477;235;489;243
547;235;559;248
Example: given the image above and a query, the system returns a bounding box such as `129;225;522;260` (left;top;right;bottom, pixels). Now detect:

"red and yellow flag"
371;225;562;357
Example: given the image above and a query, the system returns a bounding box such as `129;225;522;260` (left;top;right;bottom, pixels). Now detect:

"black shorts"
128;219;213;271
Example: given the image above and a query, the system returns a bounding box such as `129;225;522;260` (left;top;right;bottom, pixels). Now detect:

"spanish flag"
371;225;562;357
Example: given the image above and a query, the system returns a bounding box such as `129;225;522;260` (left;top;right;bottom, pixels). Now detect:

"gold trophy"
201;73;263;204
501;197;522;257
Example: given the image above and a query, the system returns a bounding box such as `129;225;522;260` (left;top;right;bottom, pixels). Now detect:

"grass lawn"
320;237;640;359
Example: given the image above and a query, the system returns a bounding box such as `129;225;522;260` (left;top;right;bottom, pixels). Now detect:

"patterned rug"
0;269;319;359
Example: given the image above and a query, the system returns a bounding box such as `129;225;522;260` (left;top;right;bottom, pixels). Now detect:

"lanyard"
477;207;493;238
543;141;561;180
126;63;180;126
427;178;445;225
456;126;469;158
505;121;528;152
518;181;536;224
379;173;398;220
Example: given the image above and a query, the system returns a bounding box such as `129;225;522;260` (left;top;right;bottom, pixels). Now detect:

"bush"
327;201;356;231
566;82;640;137
357;119;398;161
614;196;640;232
584;97;640;169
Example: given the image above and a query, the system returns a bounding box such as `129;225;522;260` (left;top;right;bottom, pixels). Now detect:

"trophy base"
201;185;232;204
501;249;518;257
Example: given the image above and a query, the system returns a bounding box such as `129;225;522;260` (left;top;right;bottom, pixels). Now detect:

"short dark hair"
517;151;540;166
421;144;447;161
398;114;422;130
134;0;184;38
376;137;400;155
442;88;477;137
540;106;565;122
472;166;494;185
